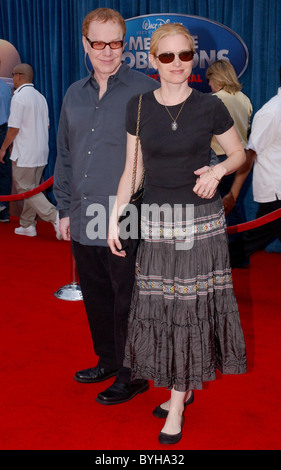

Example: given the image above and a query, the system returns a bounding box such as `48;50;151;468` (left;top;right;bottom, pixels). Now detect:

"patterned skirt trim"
124;199;247;391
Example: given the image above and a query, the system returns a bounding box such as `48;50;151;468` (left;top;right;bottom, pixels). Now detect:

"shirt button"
85;174;88;178
92;128;95;132
88;151;91;155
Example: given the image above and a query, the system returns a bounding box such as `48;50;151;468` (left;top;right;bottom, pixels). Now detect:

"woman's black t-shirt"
126;89;234;206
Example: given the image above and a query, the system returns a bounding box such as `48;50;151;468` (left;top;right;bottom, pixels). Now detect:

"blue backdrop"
0;0;280;250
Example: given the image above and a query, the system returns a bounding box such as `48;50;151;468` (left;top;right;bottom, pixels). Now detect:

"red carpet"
1;217;281;451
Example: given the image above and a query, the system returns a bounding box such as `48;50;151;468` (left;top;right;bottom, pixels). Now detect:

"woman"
206;59;253;267
206;60;252;164
108;24;247;445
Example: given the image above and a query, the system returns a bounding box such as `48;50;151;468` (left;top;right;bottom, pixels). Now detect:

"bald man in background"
0;63;61;239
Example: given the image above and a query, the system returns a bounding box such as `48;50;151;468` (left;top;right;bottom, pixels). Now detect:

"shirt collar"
81;62;132;89
14;83;34;94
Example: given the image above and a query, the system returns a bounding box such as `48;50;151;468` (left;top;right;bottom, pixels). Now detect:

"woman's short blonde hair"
206;59;242;94
82;8;126;38
150;23;195;56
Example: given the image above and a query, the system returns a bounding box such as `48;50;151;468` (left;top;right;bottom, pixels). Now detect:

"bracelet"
209;167;221;182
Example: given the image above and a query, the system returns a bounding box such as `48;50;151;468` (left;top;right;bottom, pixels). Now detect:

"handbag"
118;94;144;256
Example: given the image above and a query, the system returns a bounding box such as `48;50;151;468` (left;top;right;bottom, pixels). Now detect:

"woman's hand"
107;218;127;257
193;165;223;199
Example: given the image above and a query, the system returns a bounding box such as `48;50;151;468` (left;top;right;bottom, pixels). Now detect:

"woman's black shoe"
158;416;185;445
153;391;194;418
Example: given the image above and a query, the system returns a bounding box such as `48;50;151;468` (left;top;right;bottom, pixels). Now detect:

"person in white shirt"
0;63;61;239
226;68;281;258
206;59;253;268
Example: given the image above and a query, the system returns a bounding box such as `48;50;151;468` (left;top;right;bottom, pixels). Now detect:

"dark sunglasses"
155;50;194;64
86;38;124;50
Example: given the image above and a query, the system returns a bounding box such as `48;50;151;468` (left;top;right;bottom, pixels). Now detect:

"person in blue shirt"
0;78;12;222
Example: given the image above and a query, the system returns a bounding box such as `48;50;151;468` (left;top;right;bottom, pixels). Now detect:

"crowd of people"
1;7;280;445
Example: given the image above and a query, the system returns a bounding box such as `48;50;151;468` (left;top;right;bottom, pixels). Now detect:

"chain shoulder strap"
131;94;143;195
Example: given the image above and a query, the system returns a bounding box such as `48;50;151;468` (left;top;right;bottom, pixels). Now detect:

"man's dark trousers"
71;240;136;384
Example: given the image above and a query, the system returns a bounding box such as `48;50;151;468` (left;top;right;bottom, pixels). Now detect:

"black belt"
0;123;8;129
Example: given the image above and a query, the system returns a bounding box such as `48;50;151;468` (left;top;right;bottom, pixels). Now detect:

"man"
225;68;281;258
0;64;61;239
0;78;12;222
54;8;159;405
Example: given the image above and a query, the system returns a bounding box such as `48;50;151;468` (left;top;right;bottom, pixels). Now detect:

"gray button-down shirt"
54;62;159;246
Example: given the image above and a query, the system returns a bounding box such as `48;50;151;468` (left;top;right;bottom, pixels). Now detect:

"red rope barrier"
0;178;280;234
0;176;54;201
227;208;281;234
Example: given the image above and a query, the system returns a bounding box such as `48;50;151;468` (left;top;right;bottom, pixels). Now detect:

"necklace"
160;90;188;131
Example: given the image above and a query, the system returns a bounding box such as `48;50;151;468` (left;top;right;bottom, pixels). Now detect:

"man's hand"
59;216;71;241
0;149;6;163
222;192;236;216
0;127;19;163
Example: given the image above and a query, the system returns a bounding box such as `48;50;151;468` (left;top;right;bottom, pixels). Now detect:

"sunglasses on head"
155;50;194;64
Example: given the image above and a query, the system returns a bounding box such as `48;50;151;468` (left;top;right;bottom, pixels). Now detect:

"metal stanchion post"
54;252;83;301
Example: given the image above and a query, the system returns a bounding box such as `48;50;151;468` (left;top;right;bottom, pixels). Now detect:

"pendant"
171;121;178;131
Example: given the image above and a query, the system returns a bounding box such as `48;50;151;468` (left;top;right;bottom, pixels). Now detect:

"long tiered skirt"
123;198;247;391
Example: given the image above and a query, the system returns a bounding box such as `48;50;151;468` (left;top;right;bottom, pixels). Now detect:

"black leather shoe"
158;416;185;445
96;380;149;405
74;364;118;383
153;391;194;418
